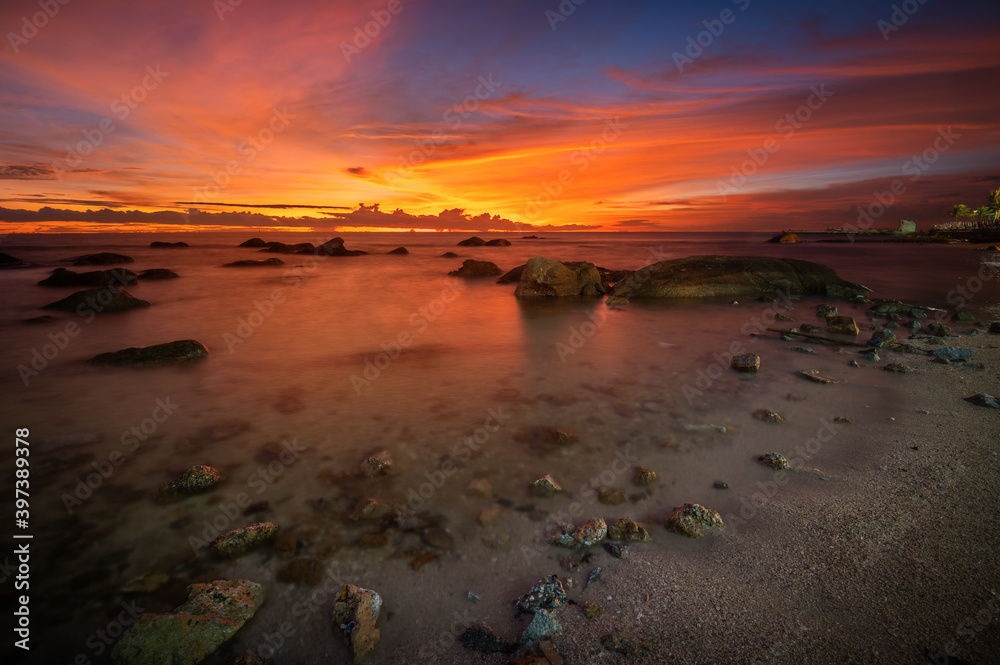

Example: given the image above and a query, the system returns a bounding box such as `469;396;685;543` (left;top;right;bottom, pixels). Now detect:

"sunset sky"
1;0;999;232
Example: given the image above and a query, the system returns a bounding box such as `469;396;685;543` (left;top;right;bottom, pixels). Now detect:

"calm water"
1;231;998;663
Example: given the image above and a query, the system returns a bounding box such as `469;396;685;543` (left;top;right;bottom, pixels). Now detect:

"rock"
38;267;137;288
159;465;223;497
800;323;824;334
350;498;392;520
988;322;1000;334
0;252;31;269
664;503;724;538
573;518;607;547
441;251;459;258
816;304;838;318
965;393;1000;408
775;312;793;321
604;542;628;558
449;259;503;278
607;517;651;542
932;347;974;361
332;584;382;664
868;300;931;317
90;340;209;366
138;268;180;280
457;236;486;246
484;238;512;246
465;478;493;498
731;353;760;372
787;346;816;354
523;235;541;239
261;241;316;254
753;409;785;423
521;609;561;643
460;625;514;653
758;452;789;470
926;322;951;337
952;311;975;322
71;252;134;265
210;522;278;558
513;257;606;297
770;232;800;243
828;315;860;336
798;369;840;384
496;264;525;284
530;475;563;497
222;258;285;267
597;487;627;505
610;255;868;300
584;601;605;619
44;288;151;313
516;575;567;614
387;246;408;255
238;238;268;247
277;558;323;585
713;481;729;490
860;348;880;362
683;424;732;434
883;362;915;374
833;417;853;424
112;579;264;665
150;241;188;248
633;467;658;486
476;507;504;526
868;329;896;347
360;450;394;476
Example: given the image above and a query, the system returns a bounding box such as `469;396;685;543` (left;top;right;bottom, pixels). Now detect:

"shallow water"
1;231;998;662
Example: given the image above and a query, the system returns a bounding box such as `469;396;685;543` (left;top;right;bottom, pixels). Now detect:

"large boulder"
238;237;268;248
89;340;208;366
333;584;382;664
769;232;800;243
609;255;868;301
484;238;511;246
514;257;606;297
449;259;503;278
150;241;188;248
0;252;32;269
316;237;366;256
70;252;134;265
112;579;264;665
38;267;137;288
43;288;150;313
457;236;486;246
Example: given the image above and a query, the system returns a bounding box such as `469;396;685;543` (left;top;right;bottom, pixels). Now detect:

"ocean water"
1;231;998;662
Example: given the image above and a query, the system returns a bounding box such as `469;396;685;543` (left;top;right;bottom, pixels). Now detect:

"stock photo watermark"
340;0;406;63
877;0;929;41
6;0;71;54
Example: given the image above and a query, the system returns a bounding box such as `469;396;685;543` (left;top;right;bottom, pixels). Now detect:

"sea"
1;231;998;663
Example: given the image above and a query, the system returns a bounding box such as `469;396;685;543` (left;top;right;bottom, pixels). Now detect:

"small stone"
476;507;504;526
604;542;628;558
953;311;974;322
460;625;514;654
521;609;562;643
798;369;840;384
860;348;880;362
597;487;627;505
752;409;785;423
465;478;493;498
931;346;973;361
410;551;439;570
633;467;658;486
664;503;724;538
360;450;394;477
786;346;816;354
530;475;563;497
332;584;382;664
350;498;392;521
775;313;793;321
210;522;278;558
883;362;915;374
758;452;789;470
158;465;223;497
850;360;861;367
867;329;896;348
965;393;1000;409
926;322;951;337
833;417;853;424
584;601;605;620
731;353;760;372
886;322;900;329
481;532;511;548
607;517;651;543
816;304;838;318
586;567;603;588
712;480;729;490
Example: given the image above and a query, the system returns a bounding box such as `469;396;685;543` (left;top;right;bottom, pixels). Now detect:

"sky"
1;0;999;233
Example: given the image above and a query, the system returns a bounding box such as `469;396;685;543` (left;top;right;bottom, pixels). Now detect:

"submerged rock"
360;450;394;476
89;340;209;366
44;287;151;313
460;624;514;653
609;255;868;301
883;362;915;374
441;251;460;258
238;238;268;247
71;252;134;265
753;409;785;423
138;268;180;280
952;311;975;322
350;498;392;520
484;238;512;246
0;252;31;269
159;465;223;497
513;256;605;297
112;579;264;665
387;246;408;255
150;241;188;248
223;258;285;267
797;369;840;384
516;574;567;614
925;322;951;337
449;259;503;278
607;517;652;542
457;236;486;246
530;475;563;497
758;452;789;470
770;232;800;244
731;353;760;372
210;522;278;558
633;467;658;486
38;267;137;288
597;487;627;505
828;315;860;336
665;503;724;538
333;584;382;664
816;304;838;318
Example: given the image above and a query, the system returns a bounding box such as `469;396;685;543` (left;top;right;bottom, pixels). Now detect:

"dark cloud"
345;167;369;176
0;164;56;180
174;201;352;210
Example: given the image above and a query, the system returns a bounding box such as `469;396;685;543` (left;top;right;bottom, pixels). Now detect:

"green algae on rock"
607;517;652;543
210;522;278;558
759;452;790;470
158;465;223;497
664;503;724;538
89;339;208;366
